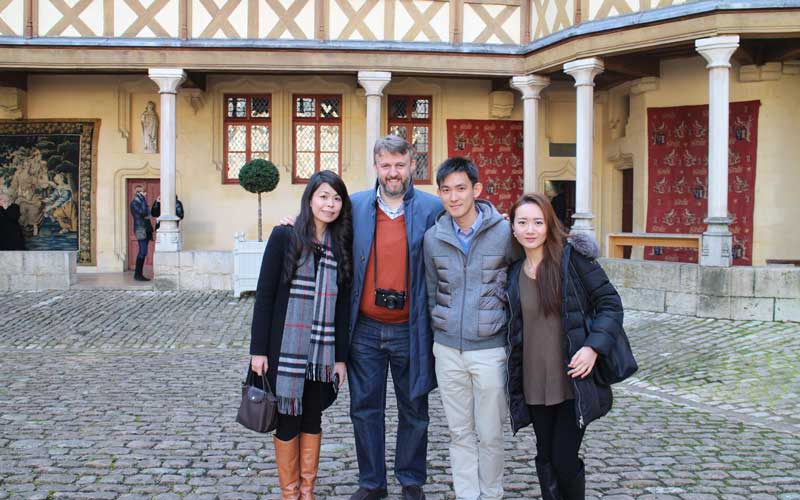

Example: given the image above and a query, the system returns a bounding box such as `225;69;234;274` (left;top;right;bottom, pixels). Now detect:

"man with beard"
347;135;442;500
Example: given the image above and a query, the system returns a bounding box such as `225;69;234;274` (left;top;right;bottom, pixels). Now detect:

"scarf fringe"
306;363;334;383
277;395;303;416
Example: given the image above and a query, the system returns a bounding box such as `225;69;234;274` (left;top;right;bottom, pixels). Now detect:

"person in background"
129;185;152;281
150;195;184;230
0;189;25;250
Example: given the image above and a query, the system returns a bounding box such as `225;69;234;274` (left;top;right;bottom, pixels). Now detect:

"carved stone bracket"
181;88;206;114
489;90;514;118
0;87;26;119
629;76;659;95
739;62;782;82
608;150;633;170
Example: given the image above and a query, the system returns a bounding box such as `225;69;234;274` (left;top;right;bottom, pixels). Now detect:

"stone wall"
0;251;77;290
600;258;800;322
153;251;233;291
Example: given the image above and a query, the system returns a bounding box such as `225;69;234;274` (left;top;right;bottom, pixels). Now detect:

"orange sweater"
359;209;410;323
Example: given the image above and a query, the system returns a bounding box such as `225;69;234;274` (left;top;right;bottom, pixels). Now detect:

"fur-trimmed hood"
567;232;599;259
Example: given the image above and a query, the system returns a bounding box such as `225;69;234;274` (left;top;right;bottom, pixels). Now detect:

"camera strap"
373;201;409;295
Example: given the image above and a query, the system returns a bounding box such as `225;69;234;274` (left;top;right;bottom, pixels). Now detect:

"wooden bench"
606;232;701;259
766;259;800;267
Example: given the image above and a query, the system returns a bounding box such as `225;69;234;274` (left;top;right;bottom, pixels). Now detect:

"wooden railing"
606;232;701;259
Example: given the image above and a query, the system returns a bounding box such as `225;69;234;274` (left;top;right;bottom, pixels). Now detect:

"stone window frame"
291;93;343;184
387;94;433;185
222;93;272;184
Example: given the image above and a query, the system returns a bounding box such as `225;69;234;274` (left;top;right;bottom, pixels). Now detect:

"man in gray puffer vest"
423;157;518;500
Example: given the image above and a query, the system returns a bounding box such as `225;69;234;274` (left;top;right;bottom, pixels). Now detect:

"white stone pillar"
148;68;186;252
510;75;550;193
357;71;392;187
696;35;739;267
564;57;604;239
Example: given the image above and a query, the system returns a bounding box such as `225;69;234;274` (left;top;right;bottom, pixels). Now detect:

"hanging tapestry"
646;101;759;266
0;120;98;265
446;119;524;215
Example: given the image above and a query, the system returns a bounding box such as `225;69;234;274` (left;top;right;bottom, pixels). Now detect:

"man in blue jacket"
348;135;442;500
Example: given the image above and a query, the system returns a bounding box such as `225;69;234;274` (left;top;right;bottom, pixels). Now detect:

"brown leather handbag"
236;369;278;433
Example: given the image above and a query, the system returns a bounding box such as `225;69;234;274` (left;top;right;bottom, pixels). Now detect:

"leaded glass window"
388;95;432;184
292;94;342;183
223;94;271;183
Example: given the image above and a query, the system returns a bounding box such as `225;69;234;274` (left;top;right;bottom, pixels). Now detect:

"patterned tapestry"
646;101;759;266
0;120;98;264
446;119;524;215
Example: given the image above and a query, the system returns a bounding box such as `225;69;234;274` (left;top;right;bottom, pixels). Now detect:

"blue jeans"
137;239;148;259
348;316;429;489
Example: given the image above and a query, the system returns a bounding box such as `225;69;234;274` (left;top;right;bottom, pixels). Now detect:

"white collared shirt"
376;187;405;219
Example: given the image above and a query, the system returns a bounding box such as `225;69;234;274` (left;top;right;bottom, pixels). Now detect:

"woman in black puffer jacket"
506;193;624;500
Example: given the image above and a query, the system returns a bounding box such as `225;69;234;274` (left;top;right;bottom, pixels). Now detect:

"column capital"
564;57;604;87
357;71;392;97
695;35;740;69
148;68;187;94
510;74;550;100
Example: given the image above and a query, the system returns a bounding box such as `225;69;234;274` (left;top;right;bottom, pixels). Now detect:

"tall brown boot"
299;432;322;500
274;435;301;500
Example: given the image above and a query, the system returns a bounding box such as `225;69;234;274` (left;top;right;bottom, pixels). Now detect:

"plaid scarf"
275;233;338;416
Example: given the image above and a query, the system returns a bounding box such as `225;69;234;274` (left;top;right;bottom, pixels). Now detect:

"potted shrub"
238;158;280;241
233;158;279;296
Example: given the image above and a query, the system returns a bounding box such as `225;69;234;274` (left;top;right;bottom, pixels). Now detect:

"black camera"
375;288;407;310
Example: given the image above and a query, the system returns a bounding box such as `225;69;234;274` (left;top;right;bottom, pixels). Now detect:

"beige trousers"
433;342;507;500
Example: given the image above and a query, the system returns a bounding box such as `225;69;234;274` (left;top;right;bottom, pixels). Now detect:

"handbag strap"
245;367;273;395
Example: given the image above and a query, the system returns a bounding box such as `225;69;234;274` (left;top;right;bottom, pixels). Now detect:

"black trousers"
528;400;586;486
275;380;324;441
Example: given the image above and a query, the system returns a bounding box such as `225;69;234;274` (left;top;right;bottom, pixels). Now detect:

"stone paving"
1;290;799;499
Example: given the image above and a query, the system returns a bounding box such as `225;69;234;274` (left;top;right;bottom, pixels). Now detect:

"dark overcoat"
129;194;152;241
507;233;624;431
249;225;350;411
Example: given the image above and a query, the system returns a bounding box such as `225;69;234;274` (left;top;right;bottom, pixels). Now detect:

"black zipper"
505;289;516;434
564;258;587;430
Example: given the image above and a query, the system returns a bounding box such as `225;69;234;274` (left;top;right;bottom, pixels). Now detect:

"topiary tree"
238;158;280;241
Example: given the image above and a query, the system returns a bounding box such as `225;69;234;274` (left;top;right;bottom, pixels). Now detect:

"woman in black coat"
506;193;623;500
249;170;352;500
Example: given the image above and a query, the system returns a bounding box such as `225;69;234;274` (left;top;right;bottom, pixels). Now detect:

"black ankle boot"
535;457;562;500
560;459;585;500
134;256;150;281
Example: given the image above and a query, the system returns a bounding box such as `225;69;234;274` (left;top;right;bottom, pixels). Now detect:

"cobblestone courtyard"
1;290;799;499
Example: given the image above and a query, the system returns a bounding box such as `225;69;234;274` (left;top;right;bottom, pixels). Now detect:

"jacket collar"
433;199;504;246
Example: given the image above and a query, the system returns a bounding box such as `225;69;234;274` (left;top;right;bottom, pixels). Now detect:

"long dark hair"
509;192;567;317
282;171;353;288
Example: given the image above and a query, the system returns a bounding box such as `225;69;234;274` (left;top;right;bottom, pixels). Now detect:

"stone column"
564;57;604;238
510;75;550;193
696;35;739;267
148;68;186;252
357;71;391;187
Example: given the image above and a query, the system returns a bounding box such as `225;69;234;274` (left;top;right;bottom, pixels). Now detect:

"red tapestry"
446;119;524;215
646;101;759;266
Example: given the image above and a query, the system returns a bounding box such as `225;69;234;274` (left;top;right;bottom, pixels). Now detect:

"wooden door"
622;169;634;259
126;179;160;270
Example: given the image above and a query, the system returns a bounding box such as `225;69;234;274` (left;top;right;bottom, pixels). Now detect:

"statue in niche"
141;101;159;153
